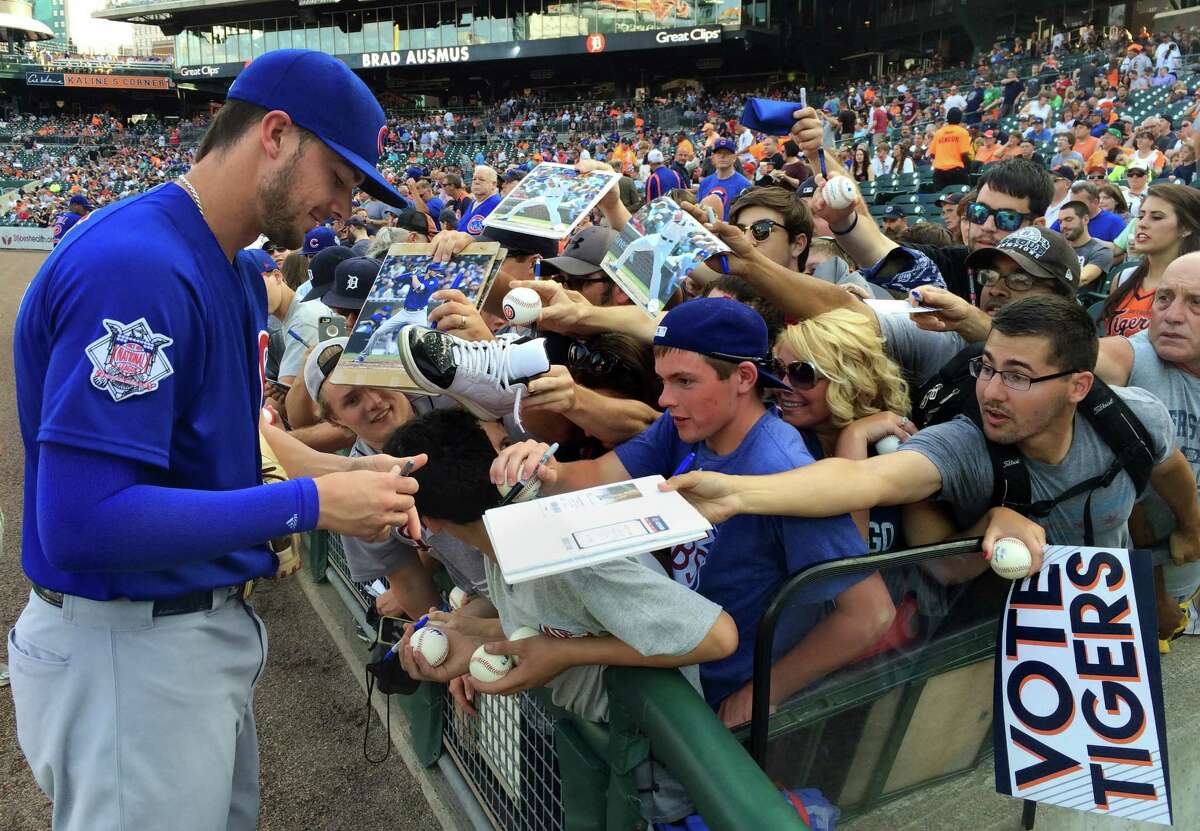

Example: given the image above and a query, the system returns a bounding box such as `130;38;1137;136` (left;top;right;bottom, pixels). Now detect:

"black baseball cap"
882;205;903;219
797;177;819;198
964;226;1080;295
1051;166;1077;182
539;227;614;277
936;191;965;206
303;245;355;302
323;256;380;311
393;208;436;238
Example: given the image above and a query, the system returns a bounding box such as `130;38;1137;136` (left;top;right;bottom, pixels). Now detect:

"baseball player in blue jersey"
50;194;90;245
10;50;421;831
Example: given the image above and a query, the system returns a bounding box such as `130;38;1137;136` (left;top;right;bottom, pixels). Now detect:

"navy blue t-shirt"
1052;209;1126;242
458;192;502;234
614;410;866;706
14;183;276;598
696;171;752;220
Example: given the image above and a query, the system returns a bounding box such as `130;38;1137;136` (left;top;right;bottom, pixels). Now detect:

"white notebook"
482;476;713;585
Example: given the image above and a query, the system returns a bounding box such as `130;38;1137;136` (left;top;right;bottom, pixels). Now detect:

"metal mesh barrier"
442;687;565;831
325;530;378;612
319;530;566;830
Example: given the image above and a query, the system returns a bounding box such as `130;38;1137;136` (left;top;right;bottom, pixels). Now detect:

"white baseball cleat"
398;326;550;424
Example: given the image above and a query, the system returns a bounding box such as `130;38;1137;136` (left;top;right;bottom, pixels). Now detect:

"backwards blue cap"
227;49;405;207
652;297;788;389
243;247;278;274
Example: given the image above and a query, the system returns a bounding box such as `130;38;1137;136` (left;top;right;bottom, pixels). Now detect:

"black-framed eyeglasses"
965;201;1033;232
974;268;1040;292
734;218;786;241
552;271;606;292
768;358;823;390
568;341;632;375
968;356;1079;391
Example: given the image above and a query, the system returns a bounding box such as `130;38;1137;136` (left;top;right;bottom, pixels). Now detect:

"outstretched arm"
662;451;944;524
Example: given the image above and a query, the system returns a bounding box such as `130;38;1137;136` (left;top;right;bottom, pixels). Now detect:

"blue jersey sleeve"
34;237;204;469
38;442;319;574
613;413;679;478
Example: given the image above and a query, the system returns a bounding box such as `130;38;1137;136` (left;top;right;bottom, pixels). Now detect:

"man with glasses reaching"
538;226;634;307
664;295;1198;577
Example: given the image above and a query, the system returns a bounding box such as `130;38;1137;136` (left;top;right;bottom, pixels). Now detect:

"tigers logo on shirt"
85;317;174;402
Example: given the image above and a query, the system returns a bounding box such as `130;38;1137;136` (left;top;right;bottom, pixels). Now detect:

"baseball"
470;643;514;683
990;537;1033;580
824;177;858;210
411;627;450;667
509;626;540;642
448;586;469;611
501;287;542;326
874;435;902;455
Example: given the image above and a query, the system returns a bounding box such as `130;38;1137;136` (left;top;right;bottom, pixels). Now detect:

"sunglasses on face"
768;358;823;390
965;201;1033;232
567;341;631;375
1127;170;1147;178
734;218;786;241
552;271;606;292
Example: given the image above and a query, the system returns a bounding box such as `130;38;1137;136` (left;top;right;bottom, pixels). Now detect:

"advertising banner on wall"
175;25;723;78
0;227;55;251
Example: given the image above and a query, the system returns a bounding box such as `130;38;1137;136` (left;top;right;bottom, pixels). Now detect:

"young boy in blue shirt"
492;297;895;726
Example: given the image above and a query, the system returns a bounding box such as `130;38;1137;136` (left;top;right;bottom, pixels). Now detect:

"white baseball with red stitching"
448;587;469;611
501;287;542;325
411;627;450;667
470;644;514;682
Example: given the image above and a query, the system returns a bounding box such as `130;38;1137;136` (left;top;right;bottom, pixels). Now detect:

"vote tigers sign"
994;546;1172;825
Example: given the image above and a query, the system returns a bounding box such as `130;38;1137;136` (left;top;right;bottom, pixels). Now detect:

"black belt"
32;583;244;617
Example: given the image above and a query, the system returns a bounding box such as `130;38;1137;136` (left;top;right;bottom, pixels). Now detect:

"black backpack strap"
984;379;1158;546
1077;378;1156;497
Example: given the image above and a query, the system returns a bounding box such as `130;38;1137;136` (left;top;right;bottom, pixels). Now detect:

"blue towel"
740;98;804;134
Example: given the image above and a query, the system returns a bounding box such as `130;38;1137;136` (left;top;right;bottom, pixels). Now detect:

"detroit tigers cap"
226;49;406;208
304;336;348;402
539;226;614;277
303;244;355;301
965;226;1080;295
323;256;380;311
652;297;788;389
304;225;336;255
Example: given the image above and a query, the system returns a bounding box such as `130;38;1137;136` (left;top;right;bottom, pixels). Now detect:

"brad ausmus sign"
361;46;471;67
994;546;1172;825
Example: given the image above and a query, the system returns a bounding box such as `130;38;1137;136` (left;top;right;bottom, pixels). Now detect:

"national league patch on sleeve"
85;317;175;402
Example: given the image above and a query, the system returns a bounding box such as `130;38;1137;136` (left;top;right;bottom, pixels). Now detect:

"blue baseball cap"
226;49;405;207
303;225;336;255
243;247;278;274
652;297;788;389
68;194;91;210
712;138;737;154
881;205;903;219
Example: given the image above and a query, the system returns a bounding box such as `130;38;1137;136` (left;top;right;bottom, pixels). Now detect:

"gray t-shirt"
1074;238;1113;279
877;311;968;387
278;292;332;380
902;385;1173;546
341;437;488;593
1127;333;1200;595
482;554;721;822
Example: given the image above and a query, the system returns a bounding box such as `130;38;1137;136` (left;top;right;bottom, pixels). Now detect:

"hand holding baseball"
982;507;1046;577
399;622;483;684
467;634;571;696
